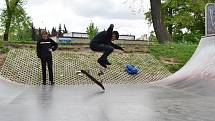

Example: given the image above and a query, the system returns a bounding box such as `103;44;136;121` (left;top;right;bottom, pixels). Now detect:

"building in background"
118;35;135;40
137;34;148;41
63;32;88;38
63;32;135;40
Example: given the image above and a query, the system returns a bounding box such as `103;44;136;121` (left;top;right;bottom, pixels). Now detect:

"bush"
172;31;203;44
86;22;98;40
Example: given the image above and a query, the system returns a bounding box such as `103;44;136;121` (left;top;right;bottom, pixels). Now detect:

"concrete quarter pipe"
160;35;215;96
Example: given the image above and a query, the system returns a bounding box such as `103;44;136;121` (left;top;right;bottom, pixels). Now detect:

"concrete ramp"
159;36;215;96
0;37;215;120
0;76;27;105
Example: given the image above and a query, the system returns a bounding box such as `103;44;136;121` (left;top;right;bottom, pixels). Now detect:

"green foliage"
0;28;3;40
63;24;68;33
0;40;3;48
182;32;202;44
86;22;98;40
58;24;63;37
145;0;211;44
148;31;159;43
7;40;36;44
0;40;9;53
51;27;57;36
164;63;184;73
0;0;32;41
144;11;152;25
0;47;10;53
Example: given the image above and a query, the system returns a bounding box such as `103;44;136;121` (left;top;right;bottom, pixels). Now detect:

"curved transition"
159;35;215;96
0;75;27;104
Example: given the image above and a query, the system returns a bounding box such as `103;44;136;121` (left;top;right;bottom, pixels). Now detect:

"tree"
150;0;171;44
124;0;171;43
2;0;20;41
58;24;63;37
31;23;36;41
30;23;41;41
146;0;214;43
13;6;32;41
38;27;41;39
51;27;57;36
86;22;98;40
63;24;68;33
47;30;51;36
1;0;32;41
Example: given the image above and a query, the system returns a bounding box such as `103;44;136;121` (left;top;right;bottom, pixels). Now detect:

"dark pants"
90;43;114;61
40;57;53;84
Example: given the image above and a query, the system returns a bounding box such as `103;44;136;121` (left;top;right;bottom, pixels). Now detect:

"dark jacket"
36;38;58;59
90;25;123;50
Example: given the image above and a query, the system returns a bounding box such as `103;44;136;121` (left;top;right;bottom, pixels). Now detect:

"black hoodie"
36;38;58;59
90;25;123;50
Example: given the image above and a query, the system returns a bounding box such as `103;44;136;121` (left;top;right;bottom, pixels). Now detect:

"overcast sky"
0;0;152;38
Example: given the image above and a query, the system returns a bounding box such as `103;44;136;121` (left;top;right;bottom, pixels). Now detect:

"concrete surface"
1;36;215;121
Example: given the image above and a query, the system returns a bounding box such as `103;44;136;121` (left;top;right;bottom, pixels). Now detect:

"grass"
7;41;36;44
149;44;197;73
0;41;9;53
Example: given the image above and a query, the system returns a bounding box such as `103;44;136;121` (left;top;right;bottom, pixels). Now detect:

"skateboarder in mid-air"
90;24;124;68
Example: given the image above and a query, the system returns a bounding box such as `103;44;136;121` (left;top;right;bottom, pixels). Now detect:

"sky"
0;0;152;38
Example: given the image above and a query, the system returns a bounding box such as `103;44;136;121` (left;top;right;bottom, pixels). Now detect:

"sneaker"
104;59;111;65
42;81;46;85
97;59;107;68
50;82;55;86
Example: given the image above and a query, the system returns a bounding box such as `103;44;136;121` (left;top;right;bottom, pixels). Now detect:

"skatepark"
0;35;215;121
1;1;215;121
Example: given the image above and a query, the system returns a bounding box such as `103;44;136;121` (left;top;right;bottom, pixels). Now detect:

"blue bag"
125;64;139;74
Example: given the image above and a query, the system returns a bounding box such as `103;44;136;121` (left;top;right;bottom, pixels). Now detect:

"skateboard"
76;70;105;90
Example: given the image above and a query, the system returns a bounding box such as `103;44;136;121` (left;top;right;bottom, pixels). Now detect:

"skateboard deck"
80;70;105;90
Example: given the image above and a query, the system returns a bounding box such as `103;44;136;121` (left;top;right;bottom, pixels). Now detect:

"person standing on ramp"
37;31;58;85
90;24;124;68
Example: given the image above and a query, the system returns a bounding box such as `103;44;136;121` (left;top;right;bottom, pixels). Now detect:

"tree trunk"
150;0;171;44
3;33;8;41
3;15;11;41
167;8;173;35
3;0;20;41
